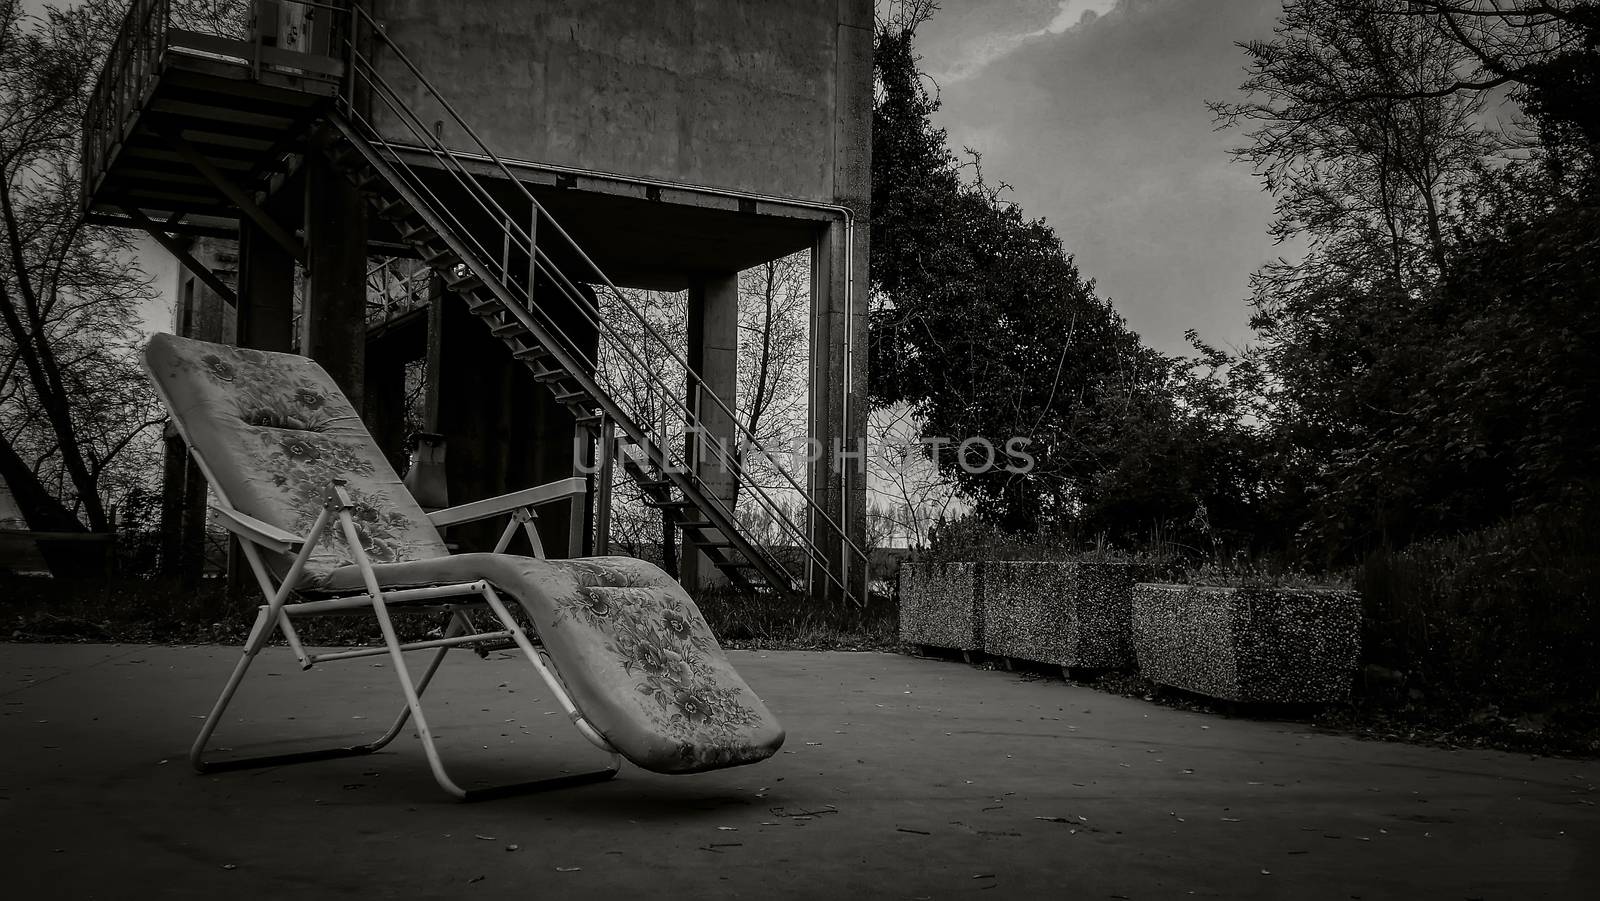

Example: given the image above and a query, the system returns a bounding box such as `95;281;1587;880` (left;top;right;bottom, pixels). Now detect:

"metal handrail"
341;62;835;597
76;0;866;600
336;5;869;601
81;0;170;211
343;60;855;600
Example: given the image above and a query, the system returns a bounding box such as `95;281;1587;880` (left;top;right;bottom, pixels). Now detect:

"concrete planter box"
898;562;983;653
982;562;1142;670
1132;584;1360;704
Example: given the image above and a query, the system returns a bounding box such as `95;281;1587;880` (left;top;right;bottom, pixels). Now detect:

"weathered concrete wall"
371;0;870;204
172;238;237;344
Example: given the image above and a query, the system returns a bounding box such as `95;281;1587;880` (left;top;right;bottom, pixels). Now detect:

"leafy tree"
870;24;1264;544
1216;0;1600;558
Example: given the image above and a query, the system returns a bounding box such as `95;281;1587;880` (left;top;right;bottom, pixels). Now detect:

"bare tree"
734;251;810;508
1212;0;1502;289
594;286;690;572
1349;1;1588;97
865;402;962;549
1;0;163;533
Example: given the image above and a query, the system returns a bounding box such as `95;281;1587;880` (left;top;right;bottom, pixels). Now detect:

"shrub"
1356;509;1600;726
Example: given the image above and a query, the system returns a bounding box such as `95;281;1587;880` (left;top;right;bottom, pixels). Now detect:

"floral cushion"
142;334;449;583
318;554;785;773
145;333;784;773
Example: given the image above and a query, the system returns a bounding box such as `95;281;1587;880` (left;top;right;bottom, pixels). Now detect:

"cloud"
919;0;1288;354
1040;0;1120;34
926;0;1122;83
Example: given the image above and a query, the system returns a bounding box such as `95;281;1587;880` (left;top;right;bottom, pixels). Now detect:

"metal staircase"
323;6;867;602
75;0;869;603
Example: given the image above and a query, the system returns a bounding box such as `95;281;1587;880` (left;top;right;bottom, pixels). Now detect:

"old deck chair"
143;334;783;800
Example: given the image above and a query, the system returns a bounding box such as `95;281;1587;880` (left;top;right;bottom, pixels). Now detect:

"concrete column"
808;220;868;604
175;237;238;343
236;217;295;352
302;130;367;411
428;276;508;554
426;273;598;556
682;271;740;591
363;336;411;474
158;425;189;577
230;192;300;601
804;0;873;603
168;242;233;591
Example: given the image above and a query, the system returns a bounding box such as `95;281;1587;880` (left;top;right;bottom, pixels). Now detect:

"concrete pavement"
2;644;1595;899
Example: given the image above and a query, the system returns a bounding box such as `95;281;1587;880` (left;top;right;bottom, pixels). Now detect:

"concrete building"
81;0;871;602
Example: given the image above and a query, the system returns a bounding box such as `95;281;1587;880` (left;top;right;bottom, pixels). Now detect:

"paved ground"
1;644;1595;900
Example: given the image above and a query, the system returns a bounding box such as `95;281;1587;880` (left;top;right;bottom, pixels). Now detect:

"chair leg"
475;584;624;765
365;589;471;797
367;612;469;752
365;594;619;801
190;606;389;773
193;586;618;801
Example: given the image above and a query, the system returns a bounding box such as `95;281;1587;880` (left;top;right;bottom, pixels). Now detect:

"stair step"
489;321;526;337
400;223;437;244
448;274;486;293
423;246;457;266
574;413;602;428
529;369;567;383
376;198;411;220
675;520;715;531
552;389;589;404
512;347;550;361
648;503;695;514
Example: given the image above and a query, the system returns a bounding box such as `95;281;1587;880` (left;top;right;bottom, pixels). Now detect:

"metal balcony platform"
80;0;343;239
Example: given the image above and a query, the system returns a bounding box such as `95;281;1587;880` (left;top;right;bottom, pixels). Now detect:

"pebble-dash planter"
981;562;1143;671
1132;584;1360;704
898;562;983;657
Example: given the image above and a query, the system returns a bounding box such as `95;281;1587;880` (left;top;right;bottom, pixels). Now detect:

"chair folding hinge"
325;478;355;510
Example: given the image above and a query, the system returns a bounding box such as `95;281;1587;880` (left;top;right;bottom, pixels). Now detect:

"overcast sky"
914;0;1287;355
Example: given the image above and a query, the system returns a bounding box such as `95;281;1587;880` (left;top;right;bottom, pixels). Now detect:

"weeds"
3;571;899;652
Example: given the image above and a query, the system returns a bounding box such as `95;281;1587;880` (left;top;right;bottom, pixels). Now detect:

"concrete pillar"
174;238;238;343
236;217;295;353
230;195;299;601
158;424;188;577
425;273;598;556
808;220;868;604
427;276;507;554
682;271;740;590
302;130;367;411
803;0;873;603
168;240;235;589
363;337;411;475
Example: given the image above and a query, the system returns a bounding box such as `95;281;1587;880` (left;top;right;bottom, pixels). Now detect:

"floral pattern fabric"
318;554;785;773
148;334;783;774
144;334;448;583
555;572;770;769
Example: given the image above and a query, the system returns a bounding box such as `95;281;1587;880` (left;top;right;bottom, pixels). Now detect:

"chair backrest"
143;333;449;586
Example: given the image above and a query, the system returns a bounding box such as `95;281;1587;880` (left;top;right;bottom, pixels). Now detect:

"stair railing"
333;6;869;603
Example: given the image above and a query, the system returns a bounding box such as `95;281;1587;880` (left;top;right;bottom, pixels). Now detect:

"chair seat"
316;554;785;774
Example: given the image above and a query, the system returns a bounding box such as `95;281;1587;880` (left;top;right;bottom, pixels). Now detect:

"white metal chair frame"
177;428;621;800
